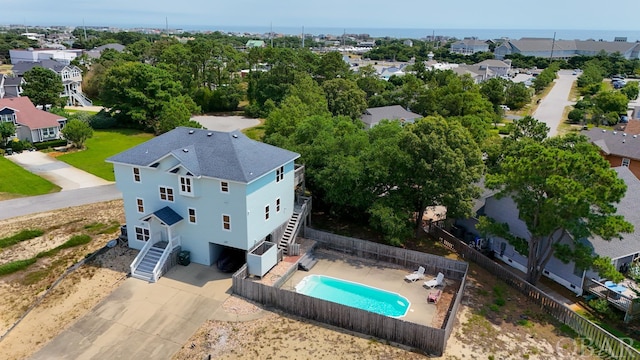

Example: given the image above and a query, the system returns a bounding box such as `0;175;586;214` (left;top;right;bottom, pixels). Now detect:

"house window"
622;158;630;167
179;176;193;195
276;166;284;182
136;198;144;213
188;208;197;224
220;181;229;193
159;186;174;202
41;127;56;138
276;198;281;212
133;167;141;182
134;226;150;242
265;205;270;220
222;214;231;231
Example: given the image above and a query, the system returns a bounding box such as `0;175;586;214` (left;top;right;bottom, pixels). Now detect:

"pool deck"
281;249;445;327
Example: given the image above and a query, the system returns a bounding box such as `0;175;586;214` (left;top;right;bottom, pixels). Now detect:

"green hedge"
0;258;37;276
34;139;68;150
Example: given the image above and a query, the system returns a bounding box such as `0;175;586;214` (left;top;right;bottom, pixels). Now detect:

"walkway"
8;151;111;191
30;264;263;360
533;70;577;137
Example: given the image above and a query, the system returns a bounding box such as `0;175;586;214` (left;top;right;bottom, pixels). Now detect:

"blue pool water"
295;275;410;318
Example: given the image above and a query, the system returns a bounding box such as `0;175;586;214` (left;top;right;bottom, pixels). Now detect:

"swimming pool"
295;275;410;317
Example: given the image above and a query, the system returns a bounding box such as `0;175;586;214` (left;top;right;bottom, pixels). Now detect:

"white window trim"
159;186;175;202
222;214;231;231
220;181;229;193
265;205;270;221
133;167;141;183
136;197;144;213
179;176;194;196
276;166;284;183
134;225;150;242
188;208;197;224
276;198;281;213
622;158;630;167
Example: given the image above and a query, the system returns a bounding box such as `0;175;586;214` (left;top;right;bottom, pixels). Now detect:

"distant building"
495;38;640;60
450;38;490;55
361;105;422;129
9;48;82;65
246;40;266;48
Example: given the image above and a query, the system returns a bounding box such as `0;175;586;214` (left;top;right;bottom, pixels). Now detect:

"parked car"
620;115;629;123
499;105;510;111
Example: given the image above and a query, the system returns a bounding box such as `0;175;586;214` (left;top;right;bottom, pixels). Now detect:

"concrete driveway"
533;70;577;137
8;151;111;191
30;264;257;360
191;115;260;132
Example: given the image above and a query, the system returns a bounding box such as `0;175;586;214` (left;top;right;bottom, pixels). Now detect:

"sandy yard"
0;201;600;360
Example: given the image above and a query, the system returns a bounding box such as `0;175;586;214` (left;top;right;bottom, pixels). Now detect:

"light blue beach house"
107;127;309;282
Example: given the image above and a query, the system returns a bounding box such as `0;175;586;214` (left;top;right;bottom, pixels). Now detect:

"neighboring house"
85;43;126;59
455;166;640;296
0;97;66;143
246;40;266;48
9;48;82;65
450;38;490;55
12;60;92;107
360;105;422;129
584;127;640;180
1;75;25;98
494;38;640;60
452;59;512;83
107;127;308;282
476;59;511;78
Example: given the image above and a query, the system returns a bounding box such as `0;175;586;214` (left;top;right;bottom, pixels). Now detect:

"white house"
107;127;307;281
12;60;92;106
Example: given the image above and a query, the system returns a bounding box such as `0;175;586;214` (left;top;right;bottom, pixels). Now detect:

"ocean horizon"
158;25;640;42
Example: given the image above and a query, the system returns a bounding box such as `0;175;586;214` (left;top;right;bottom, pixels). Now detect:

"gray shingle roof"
583;167;640;260
146;206;183;226
361;105;422;126
584;127;640;160
12;60;67;75
106;127;300;183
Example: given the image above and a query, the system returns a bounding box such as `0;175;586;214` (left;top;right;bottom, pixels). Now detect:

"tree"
396;117;484;235
593;90;629;114
480;131;633;285
621;81;639;101
156;98;202;134
480;77;507;111
62;119;93;148
504;82;532;110
21;66;65;108
322;78;368;120
0;121;16;146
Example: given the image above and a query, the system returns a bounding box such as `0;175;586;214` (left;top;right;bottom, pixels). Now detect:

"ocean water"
172;25;640;42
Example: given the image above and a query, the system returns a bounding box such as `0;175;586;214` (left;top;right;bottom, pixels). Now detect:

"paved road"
191;115;260;132
533;70;577;137
0;184;121;221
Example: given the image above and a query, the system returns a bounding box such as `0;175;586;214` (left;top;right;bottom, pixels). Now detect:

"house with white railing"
106;127;310;282
12;60;92;107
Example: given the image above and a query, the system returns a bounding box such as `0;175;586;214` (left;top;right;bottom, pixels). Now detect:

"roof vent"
613;131;617;135
624;133;627;136
232;134;238;138
188;130;194;134
623;139;626;143
602;129;606;132
634;135;638;138
183;148;189;153
207;132;213;136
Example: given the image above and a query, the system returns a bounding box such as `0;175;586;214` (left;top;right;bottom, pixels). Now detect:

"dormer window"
180;176;193;196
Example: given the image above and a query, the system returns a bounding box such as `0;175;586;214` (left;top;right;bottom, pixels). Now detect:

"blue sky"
5;0;638;31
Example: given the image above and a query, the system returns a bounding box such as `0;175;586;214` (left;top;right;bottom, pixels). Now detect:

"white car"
499;105;510;111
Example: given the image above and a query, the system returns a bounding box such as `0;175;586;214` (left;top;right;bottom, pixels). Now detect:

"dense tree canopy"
62;119;93;148
22;67;65;108
479;122;633;285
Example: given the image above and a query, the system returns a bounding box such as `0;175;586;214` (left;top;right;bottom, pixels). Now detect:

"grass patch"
36;234;92;258
0;157;60;196
242;118;265;141
0;229;44;249
516;319;534;328
83;221;120;235
64;109;99;115
0;258;37;276
57;128;154;181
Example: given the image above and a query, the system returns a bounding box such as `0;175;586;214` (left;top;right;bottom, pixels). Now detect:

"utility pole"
302;26;305;48
83;18;87;41
549;31;556;63
165;17;169;34
270;22;273;48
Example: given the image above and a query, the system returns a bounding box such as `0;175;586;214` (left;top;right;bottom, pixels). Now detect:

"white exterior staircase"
130;238;180;282
278;212;300;254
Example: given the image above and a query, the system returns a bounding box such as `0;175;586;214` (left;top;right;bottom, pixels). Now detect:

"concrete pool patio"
280;249;450;327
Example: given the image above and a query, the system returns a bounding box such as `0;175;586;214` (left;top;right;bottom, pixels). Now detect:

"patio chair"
428;290;442;304
405;266;426;282
424;272;445;288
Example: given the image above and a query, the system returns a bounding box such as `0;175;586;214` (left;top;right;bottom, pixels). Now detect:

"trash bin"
178;250;191;266
5;148;12;156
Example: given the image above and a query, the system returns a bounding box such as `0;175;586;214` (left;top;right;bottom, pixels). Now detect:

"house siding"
603;154;640;180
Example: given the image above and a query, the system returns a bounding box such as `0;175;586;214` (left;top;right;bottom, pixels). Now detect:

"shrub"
33;139;68;150
61;234;92;248
88;110;117;129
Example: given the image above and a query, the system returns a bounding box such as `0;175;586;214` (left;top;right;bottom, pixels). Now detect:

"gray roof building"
107;127;300;183
495;38;640;60
583;166;640;260
361;105;422;129
584;127;640;160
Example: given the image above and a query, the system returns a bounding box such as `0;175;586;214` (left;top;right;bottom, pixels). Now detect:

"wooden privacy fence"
429;225;640;360
232;228;471;356
303;227;468;280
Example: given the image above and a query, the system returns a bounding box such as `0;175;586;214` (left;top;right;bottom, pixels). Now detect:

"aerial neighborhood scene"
2;0;640;359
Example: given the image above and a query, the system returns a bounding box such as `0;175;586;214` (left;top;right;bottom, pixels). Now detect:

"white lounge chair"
405;266;426;282
424;272;445;288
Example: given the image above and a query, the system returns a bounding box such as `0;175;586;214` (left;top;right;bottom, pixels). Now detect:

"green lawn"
0;157;60;197
57;129;154;181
